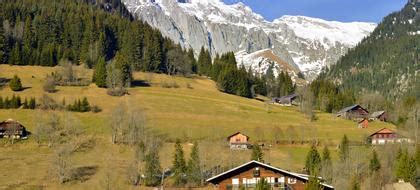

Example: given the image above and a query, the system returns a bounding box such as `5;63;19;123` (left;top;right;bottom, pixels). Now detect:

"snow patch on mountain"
122;0;376;81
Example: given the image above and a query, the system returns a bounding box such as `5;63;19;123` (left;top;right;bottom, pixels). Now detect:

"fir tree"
187;142;202;185
81;97;90;112
0;97;3;109
305;176;322;190
305;144;321;175
251;144;263;162
0;14;4;63
172;139;187;185
9;75;23;91
321;146;332;183
395;148;416;183
339;135;349;161
93;56;107;88
144;148;161;186
369;149;381;174
28;97;36;109
197;47;211;76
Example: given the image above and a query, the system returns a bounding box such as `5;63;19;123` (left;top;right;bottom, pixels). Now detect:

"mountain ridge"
122;0;376;80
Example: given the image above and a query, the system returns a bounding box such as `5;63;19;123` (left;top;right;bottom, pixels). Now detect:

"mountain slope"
319;1;420;99
122;0;376;80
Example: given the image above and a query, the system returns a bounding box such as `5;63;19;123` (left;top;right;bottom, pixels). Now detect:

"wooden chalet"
369;111;388;122
336;104;369;119
0;119;27;139
272;94;298;106
227;132;250;150
368;128;412;145
206;160;334;190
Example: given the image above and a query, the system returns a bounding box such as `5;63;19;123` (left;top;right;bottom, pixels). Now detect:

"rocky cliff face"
123;0;376;80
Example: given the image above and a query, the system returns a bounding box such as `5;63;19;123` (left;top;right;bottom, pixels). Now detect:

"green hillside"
0;65;395;189
319;2;420;99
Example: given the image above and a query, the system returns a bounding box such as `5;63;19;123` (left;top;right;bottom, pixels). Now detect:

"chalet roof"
371;111;385;118
337;104;368;114
279;93;297;100
206;160;334;189
0;119;25;129
369;128;396;137
227;132;250;141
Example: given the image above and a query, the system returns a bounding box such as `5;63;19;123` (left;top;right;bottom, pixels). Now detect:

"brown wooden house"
370;111;388;122
207;160;334;190
368;128;412;145
0;119;27;139
336;104;369;119
227;132;250;150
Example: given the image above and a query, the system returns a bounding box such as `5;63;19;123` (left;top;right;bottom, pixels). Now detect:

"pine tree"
0;14;5;63
187;49;197;73
173;139;187;186
22;98;28;109
395;148;416;183
29;97;36;109
369;149;381;174
251;144;263;162
339;135;349;161
9;75;23;91
144;148;161;186
197;47;212;76
81;97;90;112
321;146;332;183
305;144;321;175
93;56;107;88
187;142;201;185
305;176;322;190
0;97;3;109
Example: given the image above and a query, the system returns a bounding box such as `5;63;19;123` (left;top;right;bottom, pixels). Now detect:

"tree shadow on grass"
72;165;98;182
0;78;10;88
131;80;151;87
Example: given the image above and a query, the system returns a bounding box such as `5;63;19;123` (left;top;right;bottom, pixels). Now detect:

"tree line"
0;94;36;109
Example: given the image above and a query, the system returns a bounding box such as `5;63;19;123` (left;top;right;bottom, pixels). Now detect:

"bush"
9;75;23;91
39;94;61;110
90;105;101;113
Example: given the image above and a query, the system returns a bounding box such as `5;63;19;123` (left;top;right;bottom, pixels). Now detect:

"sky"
223;0;408;23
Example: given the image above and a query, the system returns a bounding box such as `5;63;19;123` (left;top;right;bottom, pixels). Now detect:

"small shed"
0;119;27;139
358;118;369;128
336;104;369;119
272;94;298;106
227;132;250;150
370;111;388;122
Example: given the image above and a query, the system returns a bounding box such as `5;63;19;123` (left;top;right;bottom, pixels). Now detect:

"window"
236;138;240;142
232;178;239;185
288;178;297;184
253;167;260;177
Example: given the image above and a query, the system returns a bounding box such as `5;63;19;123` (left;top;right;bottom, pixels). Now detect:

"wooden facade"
227;132;250;150
370;111;388;122
369;128;412;145
207;161;334;190
337;104;369;119
358;119;369;128
0;119;27;139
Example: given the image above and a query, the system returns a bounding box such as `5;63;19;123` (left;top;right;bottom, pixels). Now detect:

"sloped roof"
337;104;368;114
227;132;250;141
369;128;396;137
371;111;385;118
206;160;334;189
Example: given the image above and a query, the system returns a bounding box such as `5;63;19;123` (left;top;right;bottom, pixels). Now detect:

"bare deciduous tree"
52;144;73;183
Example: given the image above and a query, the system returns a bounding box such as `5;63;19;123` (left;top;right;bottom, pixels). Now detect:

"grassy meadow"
0;65;395;189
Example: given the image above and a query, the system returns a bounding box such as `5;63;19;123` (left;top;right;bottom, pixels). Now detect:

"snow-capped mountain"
123;0;376;80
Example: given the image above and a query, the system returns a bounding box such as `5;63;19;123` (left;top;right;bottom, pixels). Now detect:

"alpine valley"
122;0;377;80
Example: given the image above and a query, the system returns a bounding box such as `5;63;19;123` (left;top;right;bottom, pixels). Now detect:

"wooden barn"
206;160;334;190
358;118;369;128
368;128;412;145
336;104;369;119
272;94;298;106
370;111;388;122
227;132;250;150
0;119;27;139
